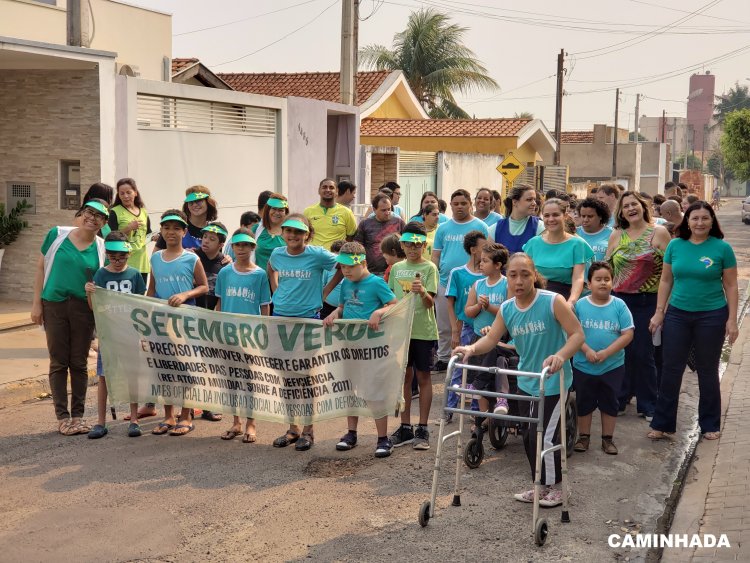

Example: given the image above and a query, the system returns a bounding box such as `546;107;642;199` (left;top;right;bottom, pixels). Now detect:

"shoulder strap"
42;227;75;289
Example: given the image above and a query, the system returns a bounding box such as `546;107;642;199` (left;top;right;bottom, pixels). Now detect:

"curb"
651;283;750;561
0;365;99;410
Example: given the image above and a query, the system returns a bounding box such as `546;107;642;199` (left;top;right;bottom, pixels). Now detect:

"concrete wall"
0;69;101;299
438;152;503;197
0;0;67;44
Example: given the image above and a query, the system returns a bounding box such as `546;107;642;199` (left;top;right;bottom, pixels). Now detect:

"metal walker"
418;355;571;546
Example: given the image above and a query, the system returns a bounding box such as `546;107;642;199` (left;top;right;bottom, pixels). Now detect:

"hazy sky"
130;0;750;131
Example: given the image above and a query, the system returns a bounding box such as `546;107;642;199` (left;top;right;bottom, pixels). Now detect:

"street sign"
496;153;525;184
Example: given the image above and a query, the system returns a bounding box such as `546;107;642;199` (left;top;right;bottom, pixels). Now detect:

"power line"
209;0;339;68
173;0;322;37
624;0;750;25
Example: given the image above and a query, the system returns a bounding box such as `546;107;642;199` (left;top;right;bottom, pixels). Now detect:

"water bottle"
652;326;662;347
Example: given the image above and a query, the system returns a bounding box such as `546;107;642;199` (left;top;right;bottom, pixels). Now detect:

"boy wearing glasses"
85;232;147;438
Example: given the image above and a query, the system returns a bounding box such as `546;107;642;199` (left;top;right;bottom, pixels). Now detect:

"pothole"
304;456;373;478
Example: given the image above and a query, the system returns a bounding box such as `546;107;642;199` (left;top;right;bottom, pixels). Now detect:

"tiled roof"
360;118;531;137
216;70;392;105
172;58;199;75
555;131;594;144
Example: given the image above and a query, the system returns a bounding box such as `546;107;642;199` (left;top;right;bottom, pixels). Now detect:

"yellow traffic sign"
496;153;525;184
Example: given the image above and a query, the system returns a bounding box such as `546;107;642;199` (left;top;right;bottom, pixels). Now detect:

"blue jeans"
615;292;658;416
651;305;727;433
447;323;476;409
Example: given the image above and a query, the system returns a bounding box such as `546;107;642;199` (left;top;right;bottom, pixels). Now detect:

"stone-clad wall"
0;69;101;300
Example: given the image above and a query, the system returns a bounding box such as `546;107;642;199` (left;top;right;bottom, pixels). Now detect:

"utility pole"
634;94;641;143
554;48;564;165
340;0;356;105
612;88;620;179
661;109;666;142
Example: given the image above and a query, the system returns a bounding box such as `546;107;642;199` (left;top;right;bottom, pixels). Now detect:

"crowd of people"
31;177;739;507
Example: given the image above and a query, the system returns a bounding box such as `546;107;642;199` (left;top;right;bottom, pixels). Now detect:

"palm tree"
514;111;534;119
359;9;498;119
713;83;750;127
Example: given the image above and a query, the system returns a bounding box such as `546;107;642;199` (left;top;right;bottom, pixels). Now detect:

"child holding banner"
195;221;229;312
85;232;147;438
215;228;271;444
388;222;438;450
149;210;209;436
268;214;339;452
323;242;398;457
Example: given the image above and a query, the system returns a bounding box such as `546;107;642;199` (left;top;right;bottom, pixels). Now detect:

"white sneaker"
514;487;549;503
493;398;509;415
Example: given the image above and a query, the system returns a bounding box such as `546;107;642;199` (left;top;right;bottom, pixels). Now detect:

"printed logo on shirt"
332;216;340;225
581;318;620;332
227;286;257;301
699;256;714;269
279;269;313;280
105;280;133;293
444;234;466;243
346;289;363;307
510;320;547;337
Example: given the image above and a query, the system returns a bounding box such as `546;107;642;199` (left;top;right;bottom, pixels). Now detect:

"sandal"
221;429;243;441
703;431;721;440
87;424;108;439
574;434;590;452
272;431;300;448
152;422;175;435
70;418;91;435
58;419;78;436
295;433;314;451
242;433;257;444
201;411;223;422
647;430;675;440
169;422;194;436
127;423;142;438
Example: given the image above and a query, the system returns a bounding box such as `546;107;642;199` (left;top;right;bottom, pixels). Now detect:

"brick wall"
0;70;101;301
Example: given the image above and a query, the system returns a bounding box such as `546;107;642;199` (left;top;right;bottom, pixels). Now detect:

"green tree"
359;9;499;118
673;154;703;171
514;111;534;119
706;145;733;188
721;108;750;181
629;131;647;142
713;83;750;127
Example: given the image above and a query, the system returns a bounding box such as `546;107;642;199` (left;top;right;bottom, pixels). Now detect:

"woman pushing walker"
454;253;584;507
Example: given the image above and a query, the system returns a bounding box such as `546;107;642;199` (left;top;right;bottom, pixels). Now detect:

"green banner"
92;291;415;424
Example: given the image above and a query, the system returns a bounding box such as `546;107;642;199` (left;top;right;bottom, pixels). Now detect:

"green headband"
160;214;188;226
281;219;309;232
84;201;109;217
184;192;210;203
336;253;366;266
400;232;427;243
230;233;257;245
104;240;132;253
266;198;288;209
202;224;228;237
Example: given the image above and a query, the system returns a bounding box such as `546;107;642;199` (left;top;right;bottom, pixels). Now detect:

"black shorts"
572;365;625;417
407;339;436;372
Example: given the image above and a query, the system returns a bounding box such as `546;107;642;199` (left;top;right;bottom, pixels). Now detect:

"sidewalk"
664;309;750;562
0;300;34;331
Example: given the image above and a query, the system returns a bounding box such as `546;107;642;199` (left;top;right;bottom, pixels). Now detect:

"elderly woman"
31;199;110;435
648;202;738;440
606;191;671;421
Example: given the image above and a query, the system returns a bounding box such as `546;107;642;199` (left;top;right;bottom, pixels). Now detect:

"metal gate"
399;151;437;219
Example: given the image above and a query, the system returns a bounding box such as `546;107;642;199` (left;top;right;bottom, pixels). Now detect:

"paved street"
0;200;747;562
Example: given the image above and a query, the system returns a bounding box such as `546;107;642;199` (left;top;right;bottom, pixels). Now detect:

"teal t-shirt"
576;226;611;263
500;289;572;396
93;266;147;296
215;264;271;315
40;227;102;302
340;273;396;320
410;213;449;225
480;211;504;228
573;296;634;375
665;237;737;312
388;259;439;341
472;276;508;336
150;250;199;300
523;235;594;285
433;218;490;287
445;265;484;323
269;245;337;317
323;268;343;307
251;223;286;272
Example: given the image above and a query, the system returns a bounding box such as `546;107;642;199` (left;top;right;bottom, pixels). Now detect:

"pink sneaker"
539;487;564;508
513;487;549;503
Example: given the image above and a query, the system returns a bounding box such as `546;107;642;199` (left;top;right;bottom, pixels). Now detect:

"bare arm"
464;285;482;319
431;249;441;270
454;307;508;362
267;264;279;293
648;263;674;334
723;267;739;344
604;228;621;260
568;263;586;305
31;255;45;325
446;296;461;349
544;294;585;373
146;273;156;297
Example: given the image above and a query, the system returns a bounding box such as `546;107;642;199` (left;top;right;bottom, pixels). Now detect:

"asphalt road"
0;199;746;562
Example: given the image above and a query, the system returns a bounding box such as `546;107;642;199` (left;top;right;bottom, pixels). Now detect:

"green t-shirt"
388;259;438;341
665;236;737;312
523;235;594;284
41;227;101;302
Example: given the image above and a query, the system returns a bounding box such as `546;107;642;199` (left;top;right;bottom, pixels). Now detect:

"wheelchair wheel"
488;418;508;450
418;500;431;527
566;393;577;458
464;438;484;469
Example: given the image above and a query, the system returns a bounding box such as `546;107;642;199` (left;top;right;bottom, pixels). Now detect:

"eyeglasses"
106;253;128;262
402;242;424;249
83;208;106;221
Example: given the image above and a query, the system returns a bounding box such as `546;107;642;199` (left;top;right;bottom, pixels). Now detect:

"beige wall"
0;69;101;300
0;0;171;81
89;0;171;81
438;152;503;197
0;0;67;44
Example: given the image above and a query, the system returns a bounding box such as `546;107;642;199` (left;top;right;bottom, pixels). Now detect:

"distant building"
687;72;715;153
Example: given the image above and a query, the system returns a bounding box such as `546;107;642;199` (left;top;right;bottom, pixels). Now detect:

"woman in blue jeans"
648;202;738;440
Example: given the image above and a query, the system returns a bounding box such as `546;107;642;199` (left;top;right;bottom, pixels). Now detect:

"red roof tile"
216;70;392;105
172;58;199;75
555;131;593;144
360;118;531;138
